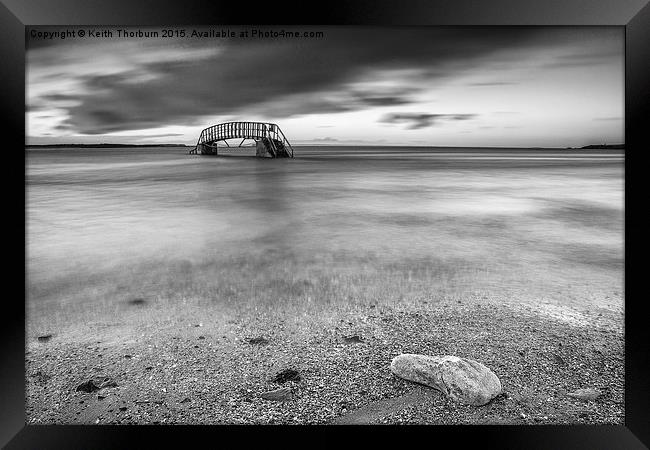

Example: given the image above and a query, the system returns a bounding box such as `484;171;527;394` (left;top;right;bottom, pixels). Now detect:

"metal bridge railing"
190;121;294;157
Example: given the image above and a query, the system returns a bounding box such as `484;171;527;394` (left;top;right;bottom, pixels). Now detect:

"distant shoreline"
25;143;192;149
25;143;624;150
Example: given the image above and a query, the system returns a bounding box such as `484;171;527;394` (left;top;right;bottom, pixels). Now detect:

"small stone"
272;369;301;384
567;388;602;401
37;334;53;342
99;378;118;389
260;387;292;402
31;370;50;384
76;380;101;393
248;337;269;345
553;353;566;366
390;354;502;406
343;335;364;344
127;298;147;306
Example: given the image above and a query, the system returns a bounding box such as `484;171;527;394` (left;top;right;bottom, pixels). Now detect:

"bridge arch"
190;121;294;158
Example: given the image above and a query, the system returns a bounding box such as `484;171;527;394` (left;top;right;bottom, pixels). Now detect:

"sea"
26;146;624;315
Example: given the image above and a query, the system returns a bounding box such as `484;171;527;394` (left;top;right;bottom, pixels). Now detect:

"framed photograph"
2;0;648;447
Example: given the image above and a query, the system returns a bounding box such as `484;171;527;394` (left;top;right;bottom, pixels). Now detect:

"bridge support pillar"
198;143;218;155
255;139;272;158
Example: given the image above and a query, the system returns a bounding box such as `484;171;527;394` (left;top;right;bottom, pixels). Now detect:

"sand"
26;290;623;425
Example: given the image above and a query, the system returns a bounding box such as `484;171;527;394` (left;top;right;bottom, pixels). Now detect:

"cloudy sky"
26;26;623;147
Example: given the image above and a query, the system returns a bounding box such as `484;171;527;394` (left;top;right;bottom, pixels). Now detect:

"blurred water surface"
26;146;624;317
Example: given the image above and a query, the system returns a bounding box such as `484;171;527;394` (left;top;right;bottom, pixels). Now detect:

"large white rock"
390;354;502;406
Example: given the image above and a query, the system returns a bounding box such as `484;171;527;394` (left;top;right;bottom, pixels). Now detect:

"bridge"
189;121;294;158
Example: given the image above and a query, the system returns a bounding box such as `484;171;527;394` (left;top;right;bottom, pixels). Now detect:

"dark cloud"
356;95;410;106
380;113;477;129
42;94;78;102
26;103;47;112
467;81;518;86
544;50;622;69
350;87;419;106
27;27;621;135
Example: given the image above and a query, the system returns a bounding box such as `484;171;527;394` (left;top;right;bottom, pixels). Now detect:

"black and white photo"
25;25;624;426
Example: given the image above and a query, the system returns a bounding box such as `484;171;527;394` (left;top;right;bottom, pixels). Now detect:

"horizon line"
24;143;625;150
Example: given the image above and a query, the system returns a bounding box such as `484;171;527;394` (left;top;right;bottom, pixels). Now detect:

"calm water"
26;146;624;318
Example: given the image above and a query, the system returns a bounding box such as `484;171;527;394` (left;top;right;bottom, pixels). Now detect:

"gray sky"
26;26;624;147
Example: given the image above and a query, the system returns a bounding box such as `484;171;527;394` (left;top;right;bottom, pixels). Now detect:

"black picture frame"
3;0;648;448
